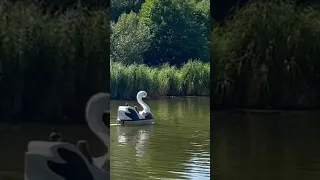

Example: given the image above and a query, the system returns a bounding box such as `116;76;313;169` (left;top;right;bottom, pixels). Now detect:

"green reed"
0;2;109;122
110;60;210;99
212;0;320;109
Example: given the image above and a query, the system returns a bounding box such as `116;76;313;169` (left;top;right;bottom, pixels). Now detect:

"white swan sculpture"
117;91;154;125
24;93;110;180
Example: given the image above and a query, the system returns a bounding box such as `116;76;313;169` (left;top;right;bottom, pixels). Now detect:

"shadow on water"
212;111;320;180
110;97;210;180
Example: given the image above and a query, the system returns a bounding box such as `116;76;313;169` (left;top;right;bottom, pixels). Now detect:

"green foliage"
2;0;109;14
110;0;144;21
110;60;210;99
139;0;210;66
110;12;152;64
110;0;210;99
0;2;109;122
212;0;320;109
111;0;210;66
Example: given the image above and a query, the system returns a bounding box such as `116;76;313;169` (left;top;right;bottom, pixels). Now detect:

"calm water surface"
3;102;320;180
110;97;211;180
0;124;107;179
212;111;320;180
0;97;210;180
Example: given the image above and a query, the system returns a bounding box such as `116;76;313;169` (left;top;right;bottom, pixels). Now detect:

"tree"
110;12;153;64
139;0;210;66
110;0;145;21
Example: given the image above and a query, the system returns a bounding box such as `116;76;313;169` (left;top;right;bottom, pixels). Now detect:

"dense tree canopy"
110;0;144;21
111;0;210;67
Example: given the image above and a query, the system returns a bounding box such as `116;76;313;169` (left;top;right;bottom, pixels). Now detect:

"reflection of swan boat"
116;125;153;157
116;125;153;144
24;93;110;180
117;91;154;125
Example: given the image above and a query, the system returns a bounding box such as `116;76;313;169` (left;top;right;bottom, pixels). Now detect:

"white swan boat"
24;93;110;180
117;91;154;125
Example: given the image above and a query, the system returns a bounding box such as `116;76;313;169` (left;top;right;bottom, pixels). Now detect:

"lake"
0;97;210;180
212;111;320;180
110;97;211;180
3;100;320;180
0;122;107;180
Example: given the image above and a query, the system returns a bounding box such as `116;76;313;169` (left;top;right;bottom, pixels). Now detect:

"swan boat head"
24;93;110;180
117;91;154;124
85;93;110;170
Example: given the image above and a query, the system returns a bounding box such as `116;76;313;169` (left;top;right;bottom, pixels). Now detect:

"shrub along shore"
110;60;210;100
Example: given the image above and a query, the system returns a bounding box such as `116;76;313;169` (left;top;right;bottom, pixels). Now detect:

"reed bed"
211;0;320;109
0;2;109;122
110;60;210;99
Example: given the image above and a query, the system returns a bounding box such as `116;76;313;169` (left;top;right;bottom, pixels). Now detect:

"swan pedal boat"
24;93;110;180
117;91;154;125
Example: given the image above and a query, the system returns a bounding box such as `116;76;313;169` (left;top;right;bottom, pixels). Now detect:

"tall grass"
0;2;109;122
212;0;320;109
110;60;210;99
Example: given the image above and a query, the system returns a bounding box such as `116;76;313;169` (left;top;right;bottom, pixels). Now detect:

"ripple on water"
110;98;210;180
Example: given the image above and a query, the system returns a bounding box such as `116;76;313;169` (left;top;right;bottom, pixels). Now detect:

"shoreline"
110;95;210;101
211;108;320;114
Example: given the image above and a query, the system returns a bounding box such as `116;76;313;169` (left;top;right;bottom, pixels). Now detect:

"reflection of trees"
110;98;210;179
212;112;320;180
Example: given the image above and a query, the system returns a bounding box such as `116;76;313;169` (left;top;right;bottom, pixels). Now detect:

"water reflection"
115;125;153;157
0;98;210;180
212;111;320;180
110;98;210;180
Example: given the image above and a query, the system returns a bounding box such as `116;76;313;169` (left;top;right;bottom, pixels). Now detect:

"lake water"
110;97;211;180
0;97;210;180
3;101;320;180
0;123;107;180
212;111;320;180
